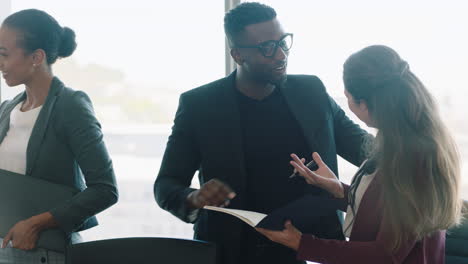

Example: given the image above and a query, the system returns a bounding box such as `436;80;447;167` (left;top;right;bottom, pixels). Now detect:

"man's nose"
274;46;288;61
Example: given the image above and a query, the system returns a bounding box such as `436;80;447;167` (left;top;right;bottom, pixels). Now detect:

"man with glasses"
154;2;368;264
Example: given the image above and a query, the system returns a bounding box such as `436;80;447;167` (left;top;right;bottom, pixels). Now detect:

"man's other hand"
186;179;236;209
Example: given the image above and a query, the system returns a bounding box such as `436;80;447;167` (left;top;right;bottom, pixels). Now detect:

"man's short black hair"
224;2;277;47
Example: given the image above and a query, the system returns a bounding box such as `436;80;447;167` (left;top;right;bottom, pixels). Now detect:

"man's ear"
230;48;244;65
31;49;47;66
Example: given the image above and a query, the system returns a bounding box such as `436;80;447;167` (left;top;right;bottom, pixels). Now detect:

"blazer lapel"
26;77;64;176
0;92;27;145
280;79;327;151
208;71;247;202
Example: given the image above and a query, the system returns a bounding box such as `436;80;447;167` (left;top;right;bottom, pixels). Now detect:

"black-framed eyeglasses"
235;33;293;58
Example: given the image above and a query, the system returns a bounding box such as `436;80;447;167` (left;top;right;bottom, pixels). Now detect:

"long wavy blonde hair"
343;45;462;252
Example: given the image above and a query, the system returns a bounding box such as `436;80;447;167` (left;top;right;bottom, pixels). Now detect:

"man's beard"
267;74;287;87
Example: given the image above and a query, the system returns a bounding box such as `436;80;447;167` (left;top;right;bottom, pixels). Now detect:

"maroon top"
296;179;445;264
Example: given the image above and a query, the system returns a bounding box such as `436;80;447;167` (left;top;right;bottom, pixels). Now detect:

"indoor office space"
0;0;467;263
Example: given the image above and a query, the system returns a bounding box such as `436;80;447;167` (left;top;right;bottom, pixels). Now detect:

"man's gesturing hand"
187;179;236;209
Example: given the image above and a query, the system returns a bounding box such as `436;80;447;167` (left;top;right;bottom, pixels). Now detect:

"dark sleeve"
154;94;201;223
296;210;417;264
49;91;118;233
328;96;369;166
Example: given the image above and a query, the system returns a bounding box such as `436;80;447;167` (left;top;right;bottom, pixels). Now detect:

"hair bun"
58;27;77;58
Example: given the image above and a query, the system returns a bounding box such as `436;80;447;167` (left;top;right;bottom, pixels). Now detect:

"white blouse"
0;103;42;174
343;166;376;238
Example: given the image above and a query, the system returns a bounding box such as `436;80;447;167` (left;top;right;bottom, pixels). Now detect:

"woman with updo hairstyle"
0;9;118;263
256;45;462;263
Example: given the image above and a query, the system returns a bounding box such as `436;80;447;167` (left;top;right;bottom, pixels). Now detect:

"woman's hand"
1;212;58;250
256;220;302;251
290;152;344;198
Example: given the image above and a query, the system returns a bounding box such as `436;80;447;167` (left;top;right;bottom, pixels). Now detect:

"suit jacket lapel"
280;78;327;151
0;92;26;145
209;71;247;202
26;77;64;176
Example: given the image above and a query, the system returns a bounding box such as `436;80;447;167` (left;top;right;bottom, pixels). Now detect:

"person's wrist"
28;212;56;232
292;233;302;251
333;182;344;198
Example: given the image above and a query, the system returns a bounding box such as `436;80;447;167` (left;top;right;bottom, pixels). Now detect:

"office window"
258;0;468;197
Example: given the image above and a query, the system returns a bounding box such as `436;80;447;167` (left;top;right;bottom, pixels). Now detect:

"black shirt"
237;87;314;213
236;86;313;264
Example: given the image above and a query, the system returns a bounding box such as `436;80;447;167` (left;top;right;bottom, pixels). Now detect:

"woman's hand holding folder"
256;152;345;251
256;220;303;251
1;212;58;250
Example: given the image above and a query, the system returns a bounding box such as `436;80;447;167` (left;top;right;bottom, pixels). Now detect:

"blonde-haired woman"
257;45;462;263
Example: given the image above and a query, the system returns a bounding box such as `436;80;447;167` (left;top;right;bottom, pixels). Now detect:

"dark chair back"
66;237;216;264
446;201;468;264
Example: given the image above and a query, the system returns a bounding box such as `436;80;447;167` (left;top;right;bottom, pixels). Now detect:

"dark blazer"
154;71;368;263
297;179;446;264
0;77;118;234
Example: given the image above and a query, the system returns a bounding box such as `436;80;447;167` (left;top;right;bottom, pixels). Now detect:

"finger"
203;193;226;207
290;153;305;164
255;228;274;240
290;161;320;185
203;186;229;206
292;155;315;172
292;158;306;174
219;197;231;208
290;161;314;178
195;192;209;207
2;231;12;248
312;152;326;168
206;181;236;206
212;190;229;206
208;179;235;195
206;179;235;199
284;220;301;235
291;159;324;179
220;199;230;208
24;242;34;251
218;182;236;199
255;227;265;233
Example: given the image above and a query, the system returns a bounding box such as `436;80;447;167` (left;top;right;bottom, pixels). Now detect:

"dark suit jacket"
298;179;446;264
0;77;118;234
154;71;368;263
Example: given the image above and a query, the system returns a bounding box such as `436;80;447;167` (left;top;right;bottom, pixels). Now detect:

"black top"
236;87;316;213
236;87;318;263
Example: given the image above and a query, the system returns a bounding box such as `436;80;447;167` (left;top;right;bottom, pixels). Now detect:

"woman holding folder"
257;45;462;263
0;9;118;263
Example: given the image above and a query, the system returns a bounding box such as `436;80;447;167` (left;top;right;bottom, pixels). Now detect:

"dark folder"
205;194;345;240
256;195;345;239
0;169;79;252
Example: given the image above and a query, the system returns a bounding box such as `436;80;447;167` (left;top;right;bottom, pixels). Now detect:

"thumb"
2;231;12;248
312;152;326;168
284;220;294;230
